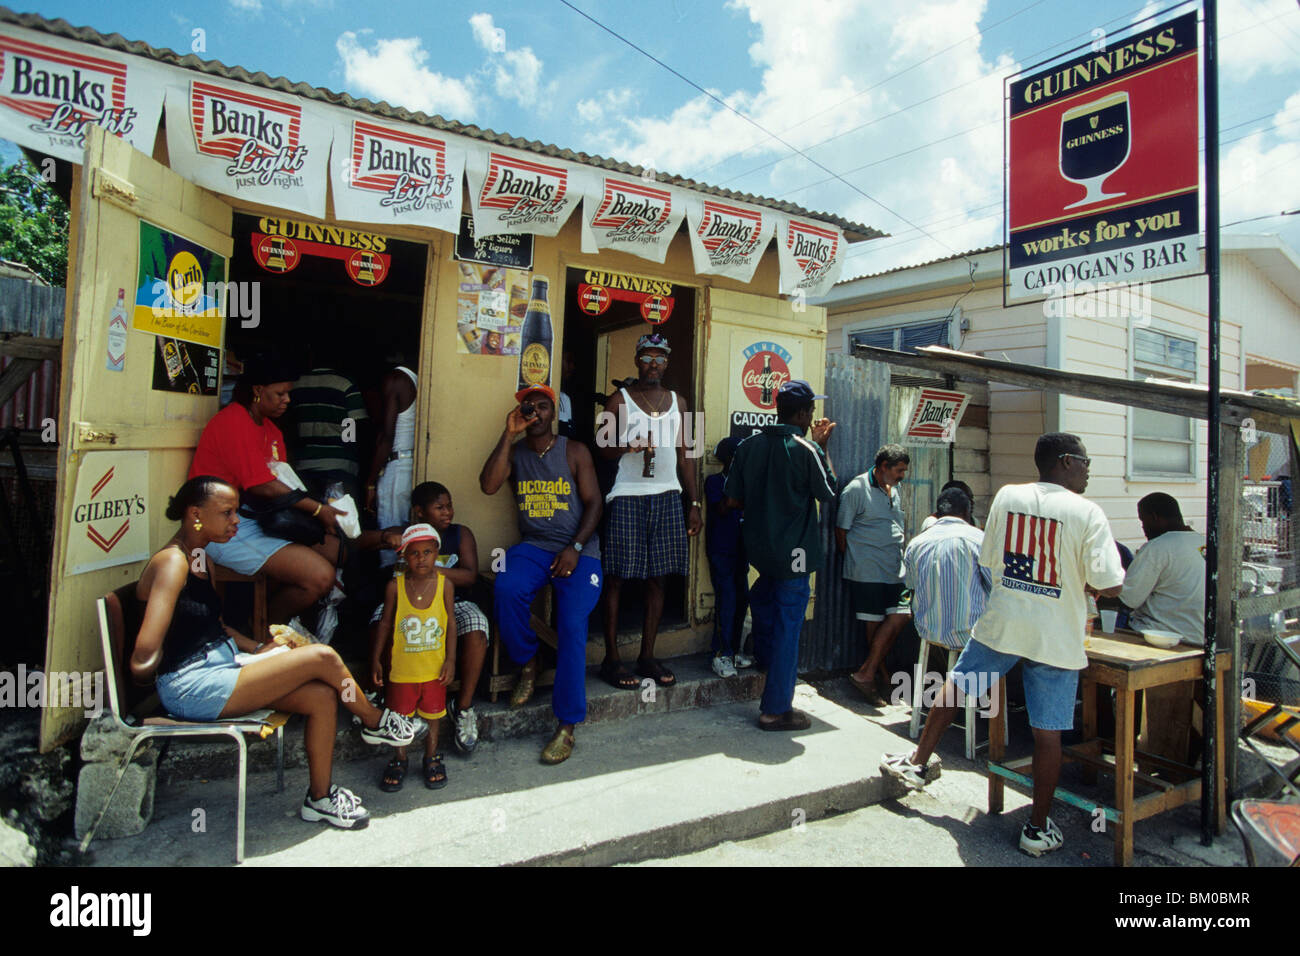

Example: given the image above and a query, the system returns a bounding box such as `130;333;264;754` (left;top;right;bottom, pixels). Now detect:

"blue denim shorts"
203;519;292;576
950;638;1079;731
156;639;242;721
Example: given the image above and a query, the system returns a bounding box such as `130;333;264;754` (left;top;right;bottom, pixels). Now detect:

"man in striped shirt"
903;487;989;653
882;433;1124;858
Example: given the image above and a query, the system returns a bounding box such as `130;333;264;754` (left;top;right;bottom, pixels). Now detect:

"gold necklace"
536;435;557;459
407;575;434;604
637;387;670;416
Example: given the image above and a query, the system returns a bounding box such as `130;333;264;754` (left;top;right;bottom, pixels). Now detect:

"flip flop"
758;709;813;732
379;755;407;792
599;659;640;690
635;658;676;687
423;753;448;790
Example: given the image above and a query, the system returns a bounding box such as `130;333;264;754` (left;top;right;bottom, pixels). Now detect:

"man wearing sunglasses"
882;432;1124;858
597;333;702;690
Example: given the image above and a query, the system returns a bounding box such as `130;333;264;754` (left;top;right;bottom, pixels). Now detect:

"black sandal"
379;755;408;792
599;659;641;690
635;658;676;687
424;753;448;790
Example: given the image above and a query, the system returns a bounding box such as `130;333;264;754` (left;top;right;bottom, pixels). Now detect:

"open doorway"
560;266;696;638
222;213;428;658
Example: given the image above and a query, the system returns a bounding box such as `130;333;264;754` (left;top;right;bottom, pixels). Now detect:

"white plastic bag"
330;493;362;539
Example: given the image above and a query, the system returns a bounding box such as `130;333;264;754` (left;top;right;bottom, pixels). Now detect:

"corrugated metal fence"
801;352;949;672
0;277;64;430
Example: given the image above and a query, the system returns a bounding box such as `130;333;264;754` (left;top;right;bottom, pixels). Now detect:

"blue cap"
776;380;827;403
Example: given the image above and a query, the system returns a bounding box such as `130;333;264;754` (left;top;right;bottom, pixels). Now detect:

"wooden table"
986;629;1231;866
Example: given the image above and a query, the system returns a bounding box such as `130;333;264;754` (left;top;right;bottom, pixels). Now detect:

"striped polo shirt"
291;368;369;477
903;516;990;648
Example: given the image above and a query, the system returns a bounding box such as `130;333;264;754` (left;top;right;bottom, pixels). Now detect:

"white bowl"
1141;629;1182;649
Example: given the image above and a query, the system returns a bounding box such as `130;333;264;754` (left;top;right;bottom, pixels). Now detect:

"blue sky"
7;0;1300;277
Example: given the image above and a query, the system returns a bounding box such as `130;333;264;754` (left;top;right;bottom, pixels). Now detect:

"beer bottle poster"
455;263;535;356
151;335;221;396
131;221;228;349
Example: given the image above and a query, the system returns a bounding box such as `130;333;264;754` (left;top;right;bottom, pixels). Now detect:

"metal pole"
1202;0;1222;847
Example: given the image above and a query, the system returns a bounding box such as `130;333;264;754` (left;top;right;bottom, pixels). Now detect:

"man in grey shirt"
836;444;911;706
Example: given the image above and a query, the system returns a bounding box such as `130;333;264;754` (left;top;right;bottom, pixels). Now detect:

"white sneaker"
879;752;942;790
1019;817;1064;857
360;707;417;747
300;784;370;829
450;700;479;755
733;652;755;669
712;655;738;678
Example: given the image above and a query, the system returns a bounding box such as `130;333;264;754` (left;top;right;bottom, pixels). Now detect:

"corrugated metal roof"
0;7;887;243
838;243;1004;285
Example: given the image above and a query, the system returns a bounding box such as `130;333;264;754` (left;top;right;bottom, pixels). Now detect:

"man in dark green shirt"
724;380;837;730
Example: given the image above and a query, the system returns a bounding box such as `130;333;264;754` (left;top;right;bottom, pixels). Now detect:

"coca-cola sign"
479;152;569;228
190;80;307;187
740;341;793;411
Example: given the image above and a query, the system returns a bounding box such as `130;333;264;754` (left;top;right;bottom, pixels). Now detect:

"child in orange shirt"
371;524;457;790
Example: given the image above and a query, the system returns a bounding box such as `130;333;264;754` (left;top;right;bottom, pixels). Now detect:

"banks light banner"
1005;11;1201;303
580;174;686;264
686;196;773;283
775;215;845;298
0;24;165;163
465;145;586;238
164;78;331;218
329;114;465;234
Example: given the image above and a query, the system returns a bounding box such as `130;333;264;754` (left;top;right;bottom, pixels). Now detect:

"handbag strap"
239;489;308;517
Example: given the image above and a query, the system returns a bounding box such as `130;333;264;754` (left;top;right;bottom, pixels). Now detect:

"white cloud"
1221;89;1300;226
469;12;546;108
336;31;477;120
228;0;262;11
576;88;634;125
1220;0;1300;82
588;0;1014;275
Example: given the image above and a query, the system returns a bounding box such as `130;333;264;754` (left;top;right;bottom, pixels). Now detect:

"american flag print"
1001;511;1062;598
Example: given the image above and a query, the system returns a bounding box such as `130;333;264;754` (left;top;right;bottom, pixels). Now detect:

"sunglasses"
1059;453;1091;468
637;355;668;367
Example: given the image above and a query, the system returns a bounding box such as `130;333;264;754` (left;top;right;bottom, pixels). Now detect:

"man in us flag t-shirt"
881;432;1125;858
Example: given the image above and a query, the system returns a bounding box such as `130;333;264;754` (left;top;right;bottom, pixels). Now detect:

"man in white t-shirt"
881;432;1125;858
1120;493;1205;643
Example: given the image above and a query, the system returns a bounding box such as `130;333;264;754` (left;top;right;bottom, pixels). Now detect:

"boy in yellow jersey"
371;524;457;790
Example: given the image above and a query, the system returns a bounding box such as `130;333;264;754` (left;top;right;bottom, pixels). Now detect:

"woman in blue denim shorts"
132;477;421;830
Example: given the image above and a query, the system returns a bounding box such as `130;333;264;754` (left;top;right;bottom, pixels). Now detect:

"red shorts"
384;679;446;720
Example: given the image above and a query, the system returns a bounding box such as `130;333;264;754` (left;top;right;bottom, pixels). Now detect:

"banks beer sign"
687;198;773;283
467;148;582;238
581;176;685;264
776;217;844;297
164;79;330;217
330;118;464;233
0;27;164;163
1005;12;1200;303
902;388;970;447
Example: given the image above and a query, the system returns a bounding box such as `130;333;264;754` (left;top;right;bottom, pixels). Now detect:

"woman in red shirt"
191;354;344;626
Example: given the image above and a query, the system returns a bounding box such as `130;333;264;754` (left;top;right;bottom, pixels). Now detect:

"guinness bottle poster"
1005;12;1200;303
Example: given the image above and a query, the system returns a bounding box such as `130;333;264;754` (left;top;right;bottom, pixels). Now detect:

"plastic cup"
1100;609;1118;633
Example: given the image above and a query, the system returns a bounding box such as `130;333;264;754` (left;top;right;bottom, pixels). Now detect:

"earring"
193;520;203;532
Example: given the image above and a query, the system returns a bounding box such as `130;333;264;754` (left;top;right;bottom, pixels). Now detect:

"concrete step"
157;654;764;785
88;680;911;866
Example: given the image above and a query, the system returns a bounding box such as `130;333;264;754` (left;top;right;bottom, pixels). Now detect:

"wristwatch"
571;540;584;553
689;500;702;509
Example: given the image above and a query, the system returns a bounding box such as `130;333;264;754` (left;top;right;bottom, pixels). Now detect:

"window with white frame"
1130;326;1197;477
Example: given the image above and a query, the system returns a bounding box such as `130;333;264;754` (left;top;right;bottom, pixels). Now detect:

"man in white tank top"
365;362;419;568
595;333;702;690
